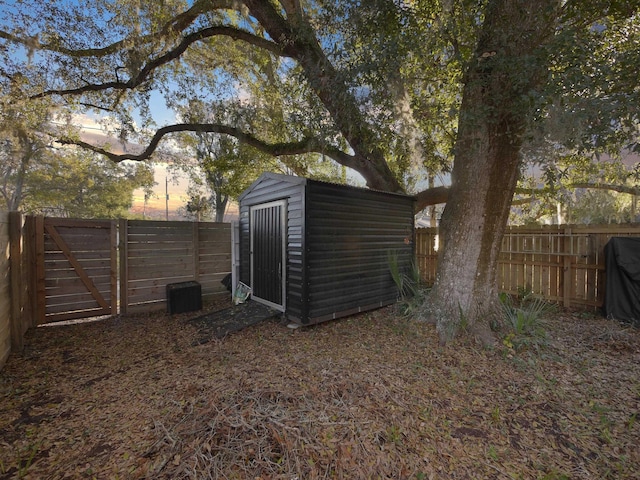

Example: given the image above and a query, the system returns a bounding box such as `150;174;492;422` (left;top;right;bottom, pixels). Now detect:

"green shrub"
388;250;427;316
499;292;557;351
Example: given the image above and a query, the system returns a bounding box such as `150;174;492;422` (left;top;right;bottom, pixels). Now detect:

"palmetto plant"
388;250;426;315
499;291;557;351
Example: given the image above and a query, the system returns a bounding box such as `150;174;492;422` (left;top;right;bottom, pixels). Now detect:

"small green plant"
590;401;612;429
627;412;637;430
517;285;534;302
486;445;499;461
386;425;403;444
16;443;39;478
601;426;612;444
388;250;428;316
503;332;515;349
499;292;556;351
491;405;501;424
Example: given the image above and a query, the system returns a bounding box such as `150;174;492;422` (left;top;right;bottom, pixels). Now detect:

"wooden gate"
31;217;117;324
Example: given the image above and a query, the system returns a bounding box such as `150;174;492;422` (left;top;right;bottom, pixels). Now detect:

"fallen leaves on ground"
1;302;639;479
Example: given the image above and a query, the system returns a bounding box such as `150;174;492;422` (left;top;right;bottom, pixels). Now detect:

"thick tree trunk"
423;0;560;344
426;102;523;344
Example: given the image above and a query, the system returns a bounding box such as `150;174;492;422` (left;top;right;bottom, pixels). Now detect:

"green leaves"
21;151;155;218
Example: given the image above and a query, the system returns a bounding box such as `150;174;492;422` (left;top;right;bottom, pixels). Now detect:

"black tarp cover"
603;237;640;326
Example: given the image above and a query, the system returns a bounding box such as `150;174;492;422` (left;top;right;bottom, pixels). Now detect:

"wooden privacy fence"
120;220;231;314
415;224;640;308
1;214;232;368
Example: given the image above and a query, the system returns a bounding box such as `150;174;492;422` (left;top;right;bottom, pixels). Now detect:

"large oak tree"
1;0;638;342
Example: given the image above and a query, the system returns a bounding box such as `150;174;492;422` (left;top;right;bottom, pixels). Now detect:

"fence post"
9;211;24;351
110;220;118;315
33;215;46;325
193;221;200;281
24;216;35;327
231;221;240;298
562;226;572;308
119;218;128;315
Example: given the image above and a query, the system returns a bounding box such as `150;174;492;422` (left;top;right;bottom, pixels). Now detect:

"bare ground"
1;301;639;479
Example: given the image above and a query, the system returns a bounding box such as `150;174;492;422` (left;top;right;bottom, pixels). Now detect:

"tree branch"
414;181;640;214
243;0;404;193
515;182;640;197
281;0;304;20
58;122;359;167
32;26;285;99
0;0;233;57
567;182;640;195
415;186;450;211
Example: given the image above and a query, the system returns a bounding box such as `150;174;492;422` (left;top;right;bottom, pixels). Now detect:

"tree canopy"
1;1;637;204
23;151;155;218
0;80;155;216
172;97;347;221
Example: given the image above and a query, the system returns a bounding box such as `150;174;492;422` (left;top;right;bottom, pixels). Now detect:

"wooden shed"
238;173;415;325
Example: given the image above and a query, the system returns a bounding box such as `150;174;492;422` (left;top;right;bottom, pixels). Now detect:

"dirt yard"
1;301;639;479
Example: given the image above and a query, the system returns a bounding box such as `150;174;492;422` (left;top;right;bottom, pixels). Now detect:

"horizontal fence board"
198;236;231;245
126;244;194;255
199;273;229;288
126;281;195;301
44;235;112;251
44;266;112;280
198;257;232;271
44;250;112;262
43;280;110;295
45;298;106;315
44;308;111;323
44;217;112;229
126;219;195;229
127;275;195;289
128;254;194;265
127;266;195;281
198;243;232;254
45;257;112;270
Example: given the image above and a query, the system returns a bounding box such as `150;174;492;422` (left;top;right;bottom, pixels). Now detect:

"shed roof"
238;172;415;203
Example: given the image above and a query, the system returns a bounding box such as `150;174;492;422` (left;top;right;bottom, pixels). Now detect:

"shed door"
250;200;286;311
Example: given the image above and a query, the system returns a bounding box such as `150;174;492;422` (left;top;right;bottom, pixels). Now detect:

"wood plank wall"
0;212;10;367
121;220;231;314
0;212;33;368
415;224;640;308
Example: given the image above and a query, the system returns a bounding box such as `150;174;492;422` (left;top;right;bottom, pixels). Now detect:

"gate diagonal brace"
45;224;109;310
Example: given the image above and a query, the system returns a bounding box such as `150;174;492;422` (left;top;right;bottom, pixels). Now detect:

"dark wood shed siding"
239;173;414;325
304;182;414;322
238;175;305;320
